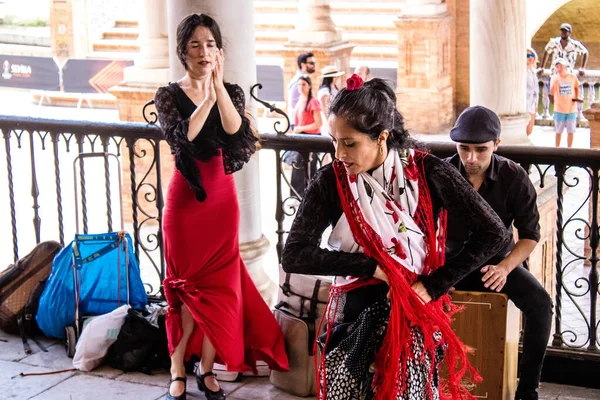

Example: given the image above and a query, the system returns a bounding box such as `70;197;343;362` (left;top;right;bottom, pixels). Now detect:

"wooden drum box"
445;291;521;400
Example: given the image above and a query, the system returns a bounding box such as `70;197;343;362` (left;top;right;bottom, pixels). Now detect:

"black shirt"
445;153;540;266
281;154;509;301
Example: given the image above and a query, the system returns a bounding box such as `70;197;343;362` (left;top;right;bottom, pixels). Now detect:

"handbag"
269;267;331;397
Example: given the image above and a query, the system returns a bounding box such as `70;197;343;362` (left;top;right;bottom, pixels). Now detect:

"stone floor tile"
18;342;75;371
0;333;58;362
539;382;600;400
227;377;306;400
0;360;75;399
114;369;171;388
29;374;167;399
86;364;124;379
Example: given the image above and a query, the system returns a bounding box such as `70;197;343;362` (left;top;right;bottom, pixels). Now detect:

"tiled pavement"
2;332;600;399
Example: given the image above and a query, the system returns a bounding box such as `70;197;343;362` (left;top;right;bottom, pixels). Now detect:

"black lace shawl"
154;82;258;201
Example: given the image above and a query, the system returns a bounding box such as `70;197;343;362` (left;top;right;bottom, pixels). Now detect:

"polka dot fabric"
318;300;445;399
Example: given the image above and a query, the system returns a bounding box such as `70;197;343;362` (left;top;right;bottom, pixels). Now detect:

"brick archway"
531;0;600;69
527;0;573;40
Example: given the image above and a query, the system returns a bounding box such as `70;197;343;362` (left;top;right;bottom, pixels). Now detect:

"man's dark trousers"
454;265;553;398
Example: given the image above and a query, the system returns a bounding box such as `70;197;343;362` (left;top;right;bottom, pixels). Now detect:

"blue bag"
36;232;148;339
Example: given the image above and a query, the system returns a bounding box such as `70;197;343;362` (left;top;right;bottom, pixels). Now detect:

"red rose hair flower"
346;73;363;91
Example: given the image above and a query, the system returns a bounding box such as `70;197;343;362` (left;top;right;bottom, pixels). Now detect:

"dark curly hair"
329;78;416;150
176;14;223;71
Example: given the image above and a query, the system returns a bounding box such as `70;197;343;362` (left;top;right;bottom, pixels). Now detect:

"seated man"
445;106;553;400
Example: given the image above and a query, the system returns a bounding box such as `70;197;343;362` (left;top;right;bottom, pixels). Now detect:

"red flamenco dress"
154;82;289;373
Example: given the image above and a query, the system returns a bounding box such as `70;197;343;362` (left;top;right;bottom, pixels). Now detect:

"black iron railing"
1;112;599;358
0;115;165;297
259;131;600;355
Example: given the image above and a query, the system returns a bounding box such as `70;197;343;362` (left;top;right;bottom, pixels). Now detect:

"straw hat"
320;65;344;78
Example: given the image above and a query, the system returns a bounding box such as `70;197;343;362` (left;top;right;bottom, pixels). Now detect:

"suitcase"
0;241;62;353
269;267;331;397
446;291;520;400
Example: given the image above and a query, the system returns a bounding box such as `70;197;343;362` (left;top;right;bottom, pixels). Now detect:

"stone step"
255;43;397;62
103;27;139;40
255;30;397;46
86;51;137;60
254;13;397;32
31;90;117;109
254;1;403;15
114;19;138;28
0;42;51;57
92;39;140;53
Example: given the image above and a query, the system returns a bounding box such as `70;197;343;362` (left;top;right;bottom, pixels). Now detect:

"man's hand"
481;264;509;292
411;281;432;304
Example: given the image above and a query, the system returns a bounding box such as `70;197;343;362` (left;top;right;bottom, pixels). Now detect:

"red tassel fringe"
316;151;480;400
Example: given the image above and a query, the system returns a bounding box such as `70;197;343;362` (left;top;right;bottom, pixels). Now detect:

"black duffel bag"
105;308;170;373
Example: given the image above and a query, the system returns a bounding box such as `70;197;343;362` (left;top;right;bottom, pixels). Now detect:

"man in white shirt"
287;52;316;129
353;65;371;82
538;23;588;77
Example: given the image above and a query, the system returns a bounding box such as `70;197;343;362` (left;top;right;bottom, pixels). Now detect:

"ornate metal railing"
1;109;599;358
259;127;600;356
535;68;600;126
0;115;165;298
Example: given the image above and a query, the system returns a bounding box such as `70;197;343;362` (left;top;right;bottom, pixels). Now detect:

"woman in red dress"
154;14;288;400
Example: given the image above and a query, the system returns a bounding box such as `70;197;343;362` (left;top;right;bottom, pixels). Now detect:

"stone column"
583;103;600;266
282;0;354;108
108;0;172;232
470;0;529;144
166;0;277;304
110;0;170;123
395;1;453;134
446;0;470;115
50;0;75;59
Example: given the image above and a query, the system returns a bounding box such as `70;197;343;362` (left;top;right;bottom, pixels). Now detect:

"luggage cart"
64;152;130;357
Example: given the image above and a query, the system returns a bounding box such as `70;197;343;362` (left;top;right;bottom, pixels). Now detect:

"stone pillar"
282;0;354;110
470;0;529;144
50;0;75;59
394;1;453;134
108;0;172;229
447;0;470;115
110;0;170;123
584;103;600;149
166;0;277;304
583;103;600;266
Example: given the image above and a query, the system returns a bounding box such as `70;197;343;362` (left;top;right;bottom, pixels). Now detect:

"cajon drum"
449;291;520;400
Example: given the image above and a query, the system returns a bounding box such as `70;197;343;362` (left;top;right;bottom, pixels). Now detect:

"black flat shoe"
166;376;187;400
196;371;226;400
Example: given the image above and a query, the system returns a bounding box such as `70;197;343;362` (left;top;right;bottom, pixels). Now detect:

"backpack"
0;241;62;353
270;268;331;397
105;308;170;373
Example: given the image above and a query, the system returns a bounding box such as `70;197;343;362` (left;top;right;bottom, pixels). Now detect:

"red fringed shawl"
317;150;480;400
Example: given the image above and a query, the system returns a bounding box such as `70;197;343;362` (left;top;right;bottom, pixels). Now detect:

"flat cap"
450;106;501;144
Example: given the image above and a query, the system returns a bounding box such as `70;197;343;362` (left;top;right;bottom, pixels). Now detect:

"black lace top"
154;82;258;201
281;154;510;301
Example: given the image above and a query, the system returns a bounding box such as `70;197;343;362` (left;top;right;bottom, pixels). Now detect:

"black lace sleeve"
154;84;194;155
419;155;510;300
219;83;259;174
282;164;379;277
154;84;218;202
